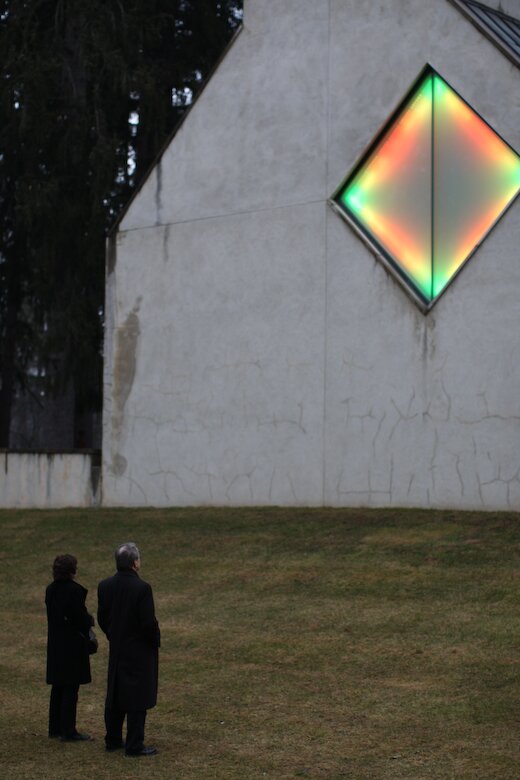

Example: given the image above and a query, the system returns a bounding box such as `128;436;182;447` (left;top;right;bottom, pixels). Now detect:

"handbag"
86;627;98;655
78;626;98;655
65;611;98;655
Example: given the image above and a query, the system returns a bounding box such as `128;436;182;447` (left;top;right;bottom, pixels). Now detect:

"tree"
0;0;242;448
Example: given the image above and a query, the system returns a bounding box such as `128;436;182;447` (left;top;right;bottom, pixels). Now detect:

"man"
97;542;160;757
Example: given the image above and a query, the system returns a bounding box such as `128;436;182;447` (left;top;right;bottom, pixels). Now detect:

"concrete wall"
103;0;520;509
0;451;101;508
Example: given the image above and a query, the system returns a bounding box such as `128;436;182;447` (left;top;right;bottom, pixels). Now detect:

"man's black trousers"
105;706;147;754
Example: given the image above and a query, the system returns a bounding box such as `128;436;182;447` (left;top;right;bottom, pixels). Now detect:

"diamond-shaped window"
331;65;520;310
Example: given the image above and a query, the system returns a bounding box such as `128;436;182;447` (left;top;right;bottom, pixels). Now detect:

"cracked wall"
102;0;520;509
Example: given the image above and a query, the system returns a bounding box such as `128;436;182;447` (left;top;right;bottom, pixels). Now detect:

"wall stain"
155;161;163;225
163;224;170;263
90;449;102;503
111;453;128;478
106;233;117;276
414;309;436;363
110;296;142;476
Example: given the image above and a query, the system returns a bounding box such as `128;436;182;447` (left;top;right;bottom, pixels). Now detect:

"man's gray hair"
115;542;140;571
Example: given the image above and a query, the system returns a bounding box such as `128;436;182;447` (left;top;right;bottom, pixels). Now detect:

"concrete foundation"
0;451;101;508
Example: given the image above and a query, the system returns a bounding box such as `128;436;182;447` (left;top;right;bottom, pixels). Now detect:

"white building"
102;0;520;509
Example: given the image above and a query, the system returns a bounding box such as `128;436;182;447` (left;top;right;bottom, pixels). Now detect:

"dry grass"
0;507;519;779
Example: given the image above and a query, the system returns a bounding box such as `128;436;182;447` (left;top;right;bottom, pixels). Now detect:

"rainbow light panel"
333;66;520;307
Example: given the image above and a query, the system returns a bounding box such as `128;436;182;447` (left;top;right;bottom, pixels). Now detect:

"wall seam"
118;197;329;235
322;0;332;506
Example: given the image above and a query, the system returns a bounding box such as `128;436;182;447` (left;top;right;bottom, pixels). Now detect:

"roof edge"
446;0;520;69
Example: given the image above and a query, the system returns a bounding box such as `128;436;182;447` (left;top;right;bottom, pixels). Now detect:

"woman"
45;554;94;741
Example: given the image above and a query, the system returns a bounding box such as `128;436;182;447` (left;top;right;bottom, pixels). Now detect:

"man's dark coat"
45;579;93;686
97;570;160;712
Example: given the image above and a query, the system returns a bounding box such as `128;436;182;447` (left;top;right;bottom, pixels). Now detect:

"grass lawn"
0;507;518;779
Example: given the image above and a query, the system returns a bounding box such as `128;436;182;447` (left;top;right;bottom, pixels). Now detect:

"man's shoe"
125;746;158;757
106;742;124;752
60;732;93;742
48;733;60;739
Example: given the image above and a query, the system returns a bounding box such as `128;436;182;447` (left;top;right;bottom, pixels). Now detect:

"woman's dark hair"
52;554;77;581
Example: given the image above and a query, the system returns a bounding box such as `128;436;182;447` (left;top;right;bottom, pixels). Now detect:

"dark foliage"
0;0;242;447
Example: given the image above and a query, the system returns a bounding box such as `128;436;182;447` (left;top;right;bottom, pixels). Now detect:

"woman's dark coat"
97;570;160;712
45;579;94;685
